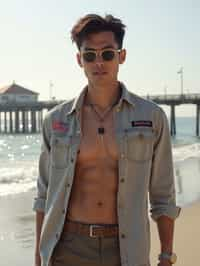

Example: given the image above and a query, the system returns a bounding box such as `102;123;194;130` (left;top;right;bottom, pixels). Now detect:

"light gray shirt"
33;82;180;266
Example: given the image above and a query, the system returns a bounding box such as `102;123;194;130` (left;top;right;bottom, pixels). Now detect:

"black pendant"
98;127;105;134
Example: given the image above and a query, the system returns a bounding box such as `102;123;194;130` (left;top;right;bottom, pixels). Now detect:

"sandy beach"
0;190;35;266
0;189;199;266
150;201;200;265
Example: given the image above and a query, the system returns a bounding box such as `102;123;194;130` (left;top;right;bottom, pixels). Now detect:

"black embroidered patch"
132;120;152;127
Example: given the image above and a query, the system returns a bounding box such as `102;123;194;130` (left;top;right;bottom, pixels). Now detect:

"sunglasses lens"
102;50;115;61
82;49;118;62
83;52;96;62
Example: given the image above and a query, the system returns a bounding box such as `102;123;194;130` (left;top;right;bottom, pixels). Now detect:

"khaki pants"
51;231;121;266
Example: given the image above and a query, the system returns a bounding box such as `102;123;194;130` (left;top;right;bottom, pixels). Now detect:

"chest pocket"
125;128;154;162
50;135;71;169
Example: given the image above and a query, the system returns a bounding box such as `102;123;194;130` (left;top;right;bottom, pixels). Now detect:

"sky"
0;0;199;116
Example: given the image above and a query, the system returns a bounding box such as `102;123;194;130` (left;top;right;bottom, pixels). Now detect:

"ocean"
0;116;200;206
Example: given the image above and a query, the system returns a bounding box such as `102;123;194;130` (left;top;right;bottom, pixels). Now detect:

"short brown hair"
71;14;126;50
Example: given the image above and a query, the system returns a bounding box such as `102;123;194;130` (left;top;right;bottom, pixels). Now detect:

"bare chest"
76;106;119;163
66;106;119;223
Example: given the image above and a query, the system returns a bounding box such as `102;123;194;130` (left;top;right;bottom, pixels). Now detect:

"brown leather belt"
63;220;119;238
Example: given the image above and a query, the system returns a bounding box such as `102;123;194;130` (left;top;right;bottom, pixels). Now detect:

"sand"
0;190;35;266
0;190;199;266
150;201;200;265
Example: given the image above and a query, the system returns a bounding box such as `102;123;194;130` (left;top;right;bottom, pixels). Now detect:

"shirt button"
116;106;120;112
120;178;125;183
121;233;126;239
56;233;59;239
71;158;74;163
138;133;144;139
118;202;123;208
67;183;71;187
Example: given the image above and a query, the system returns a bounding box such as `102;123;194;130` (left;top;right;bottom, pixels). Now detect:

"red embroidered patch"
52;121;69;132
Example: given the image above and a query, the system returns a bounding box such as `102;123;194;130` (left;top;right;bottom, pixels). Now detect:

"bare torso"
66;103;119;224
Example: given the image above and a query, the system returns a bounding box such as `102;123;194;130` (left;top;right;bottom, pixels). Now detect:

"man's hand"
34;211;44;266
157;259;172;266
34;253;41;266
156;216;174;266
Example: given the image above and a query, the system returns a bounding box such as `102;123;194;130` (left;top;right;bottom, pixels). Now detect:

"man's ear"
76;53;83;67
119;49;126;64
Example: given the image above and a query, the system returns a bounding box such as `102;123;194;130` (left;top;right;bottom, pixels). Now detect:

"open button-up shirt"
33;82;180;266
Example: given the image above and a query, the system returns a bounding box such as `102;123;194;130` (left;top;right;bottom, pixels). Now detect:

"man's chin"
90;75;113;84
90;79;111;86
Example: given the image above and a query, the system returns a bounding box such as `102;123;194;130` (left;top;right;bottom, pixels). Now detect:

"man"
33;14;181;266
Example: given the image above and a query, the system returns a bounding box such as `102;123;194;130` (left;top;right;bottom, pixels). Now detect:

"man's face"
77;31;126;86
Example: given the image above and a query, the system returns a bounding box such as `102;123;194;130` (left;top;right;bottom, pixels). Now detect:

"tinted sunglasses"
81;48;121;63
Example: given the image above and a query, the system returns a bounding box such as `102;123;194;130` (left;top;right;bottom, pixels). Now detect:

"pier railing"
0;100;64;111
146;93;200;105
145;93;200;136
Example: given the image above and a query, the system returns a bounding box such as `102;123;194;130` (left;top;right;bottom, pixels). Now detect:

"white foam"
173;143;200;162
0;162;38;196
21;145;30;150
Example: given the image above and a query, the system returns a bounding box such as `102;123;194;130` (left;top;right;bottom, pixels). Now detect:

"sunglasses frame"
81;48;122;62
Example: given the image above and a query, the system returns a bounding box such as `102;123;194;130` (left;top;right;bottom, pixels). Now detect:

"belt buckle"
89;225;101;238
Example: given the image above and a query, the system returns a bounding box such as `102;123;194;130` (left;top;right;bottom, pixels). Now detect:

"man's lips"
93;71;108;75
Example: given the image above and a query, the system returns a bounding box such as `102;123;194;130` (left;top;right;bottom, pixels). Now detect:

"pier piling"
9;111;13;133
15;111;19;133
196;105;200;136
4;112;7;133
170;105;176;136
0;113;1;133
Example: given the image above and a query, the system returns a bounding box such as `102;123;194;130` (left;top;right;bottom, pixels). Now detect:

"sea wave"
0;162;38;196
173;143;200;162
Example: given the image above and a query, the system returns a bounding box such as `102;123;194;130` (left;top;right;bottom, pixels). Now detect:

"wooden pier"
0;93;200;136
147;93;200;136
0;101;62;134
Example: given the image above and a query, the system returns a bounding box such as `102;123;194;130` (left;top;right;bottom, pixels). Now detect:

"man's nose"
95;53;104;65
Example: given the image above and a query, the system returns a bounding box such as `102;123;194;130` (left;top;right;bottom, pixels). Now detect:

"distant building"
0;82;39;103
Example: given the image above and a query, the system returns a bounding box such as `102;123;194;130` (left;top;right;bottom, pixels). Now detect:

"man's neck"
85;81;121;110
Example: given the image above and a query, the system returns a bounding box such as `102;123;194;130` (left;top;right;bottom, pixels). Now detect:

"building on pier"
0;82;41;134
0;82;38;103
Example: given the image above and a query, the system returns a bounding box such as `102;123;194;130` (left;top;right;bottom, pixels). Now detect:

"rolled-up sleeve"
149;109;181;221
33;115;51;212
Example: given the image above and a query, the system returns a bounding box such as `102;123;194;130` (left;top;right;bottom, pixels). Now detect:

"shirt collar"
118;81;135;108
66;85;87;116
66;81;135;116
